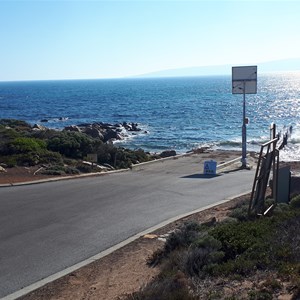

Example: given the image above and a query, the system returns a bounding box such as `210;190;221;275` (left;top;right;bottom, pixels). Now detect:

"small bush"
75;163;94;173
125;271;195;300
273;203;290;215
192;234;222;250
16;152;40;166
40;165;80;176
273;214;300;264
3;137;46;155
262;277;282;292
184;246;224;277
210;219;272;260
0;119;32;131
212;256;258;277
40;164;66;175
165;222;203;253
38;151;63;165
96;146;153;169
290;194;300;209
132;206;300;299
64;166;80;175
148;221;203;267
0;126;21;144
228;204;249;221
41;169;66;176
0;155;17;167
248;289;272;300
47;131;95;159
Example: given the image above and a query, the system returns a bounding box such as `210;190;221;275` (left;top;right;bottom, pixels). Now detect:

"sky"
1;0;300;81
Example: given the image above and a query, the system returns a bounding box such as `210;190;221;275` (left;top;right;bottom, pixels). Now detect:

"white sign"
232;66;257;94
203;160;217;175
87;153;98;163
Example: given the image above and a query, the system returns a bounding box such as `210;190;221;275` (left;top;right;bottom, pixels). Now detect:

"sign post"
87;153;98;168
232;66;257;168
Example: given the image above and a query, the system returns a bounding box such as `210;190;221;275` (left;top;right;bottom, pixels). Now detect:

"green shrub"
41;169;66;176
64;166;80;175
38;150;63;165
273;214;300;264
290;194;300;209
0;155;17;167
40;165;80;176
210;219;273;260
75;163;94;173
0;126;21;143
0;119;32;131
273;203;290;215
192;234;222;250
4;137;46;155
165;222;203;253
184;246;224;277
16;153;40;166
228;204;249;221
96;146;153;169
248;289;272;300
0;149;62;167
47;131;95;159
212;256;258;277
148;221;203;267
125;271;195;300
132;207;300;299
262;277;282;292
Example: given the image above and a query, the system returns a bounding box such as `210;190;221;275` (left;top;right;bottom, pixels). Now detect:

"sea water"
0;72;299;161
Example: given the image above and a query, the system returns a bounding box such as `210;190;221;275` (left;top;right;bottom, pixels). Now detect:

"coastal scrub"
0;119;154;172
128;195;300;299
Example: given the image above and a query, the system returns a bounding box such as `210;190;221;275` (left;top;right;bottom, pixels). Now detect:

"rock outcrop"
159;150;177;158
63;122;144;143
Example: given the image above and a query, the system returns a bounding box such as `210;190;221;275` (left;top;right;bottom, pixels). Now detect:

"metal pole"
241;81;247;168
271;123;277;202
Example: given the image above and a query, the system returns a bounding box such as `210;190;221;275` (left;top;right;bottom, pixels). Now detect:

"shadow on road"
181;174;221;179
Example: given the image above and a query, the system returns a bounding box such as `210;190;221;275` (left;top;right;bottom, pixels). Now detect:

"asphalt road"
0;155;255;298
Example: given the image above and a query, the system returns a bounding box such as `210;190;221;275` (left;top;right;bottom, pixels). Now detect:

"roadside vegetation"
0;119;156;174
126;195;300;300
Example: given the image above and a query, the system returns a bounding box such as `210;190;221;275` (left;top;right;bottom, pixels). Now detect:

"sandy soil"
1;150;299;300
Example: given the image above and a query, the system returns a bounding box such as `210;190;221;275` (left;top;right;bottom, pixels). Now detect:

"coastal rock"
64;125;81;132
63;121;143;143
33;124;47;130
123;122;141;132
103;129;122;143
159;150;177;158
83;126;104;140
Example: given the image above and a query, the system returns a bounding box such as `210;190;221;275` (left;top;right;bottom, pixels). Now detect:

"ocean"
0;72;300;161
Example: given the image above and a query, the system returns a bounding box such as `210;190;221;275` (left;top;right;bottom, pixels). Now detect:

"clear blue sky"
1;0;300;81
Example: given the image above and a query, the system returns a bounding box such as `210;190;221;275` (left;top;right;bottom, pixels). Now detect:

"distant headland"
136;58;300;78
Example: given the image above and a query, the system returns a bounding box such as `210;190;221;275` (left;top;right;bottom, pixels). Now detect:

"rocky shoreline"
0;119;180;179
34;121;178;158
34;121;146;144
